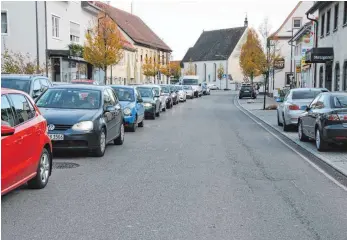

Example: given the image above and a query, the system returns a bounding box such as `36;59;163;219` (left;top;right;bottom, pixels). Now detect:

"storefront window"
343;61;347;91
61;60;88;82
325;63;332;91
334;63;340;91
319;66;324;88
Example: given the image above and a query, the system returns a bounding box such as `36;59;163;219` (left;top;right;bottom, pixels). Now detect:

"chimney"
244;13;248;27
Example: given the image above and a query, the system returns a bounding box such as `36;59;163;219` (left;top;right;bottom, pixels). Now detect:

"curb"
235;97;347;177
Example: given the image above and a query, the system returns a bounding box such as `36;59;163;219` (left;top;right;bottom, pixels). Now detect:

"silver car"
144;84;167;112
277;88;329;131
176;85;187;102
183;85;194;99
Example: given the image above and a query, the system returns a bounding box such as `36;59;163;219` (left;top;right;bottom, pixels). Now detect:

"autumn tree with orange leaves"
142;56;161;83
84;12;123;84
239;28;267;84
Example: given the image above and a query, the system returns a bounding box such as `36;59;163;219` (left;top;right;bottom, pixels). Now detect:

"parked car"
71;79;100;85
160;85;173;109
181;76;202;97
148;85;167;112
169;85;179;105
298;92;347;151
201;82;211;95
1;88;52;195
183;85;194;99
239;85;256;99
111;85;145;132
1;74;53;100
35;85;124;157
53;82;70;86
136;86;161;119
277;88;329;131
175;85;187;102
207;83;219;90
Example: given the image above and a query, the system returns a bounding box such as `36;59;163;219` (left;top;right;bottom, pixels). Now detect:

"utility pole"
263;38;270;110
35;1;40;73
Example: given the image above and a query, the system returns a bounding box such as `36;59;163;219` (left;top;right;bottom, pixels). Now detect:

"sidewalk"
237;96;347;177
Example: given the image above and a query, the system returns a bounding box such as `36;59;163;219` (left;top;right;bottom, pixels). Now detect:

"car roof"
1;74;48;80
1;87;27;94
136;85;154;88
142;84;160;88
110;85;134;89
49;84;108;90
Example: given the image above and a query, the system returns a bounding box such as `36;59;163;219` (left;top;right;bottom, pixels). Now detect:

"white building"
306;1;347;91
181;18;249;89
268;1;314;95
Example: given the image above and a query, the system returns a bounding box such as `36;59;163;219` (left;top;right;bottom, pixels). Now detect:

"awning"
305;48;334;63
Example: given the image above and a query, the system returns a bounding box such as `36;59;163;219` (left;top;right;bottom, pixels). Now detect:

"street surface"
2;91;347;240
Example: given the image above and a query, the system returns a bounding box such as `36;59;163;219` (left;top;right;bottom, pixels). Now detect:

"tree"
184;58;195;75
217;63;224;89
142;56;154;80
160;64;170;82
1;49;47;74
84;12;123;85
239;28;267;84
170;62;181;79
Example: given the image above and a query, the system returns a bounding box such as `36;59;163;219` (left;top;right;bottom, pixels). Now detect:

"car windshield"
332;94;347;108
1;78;31;94
176;86;183;90
137;87;153;98
161;86;170;93
182;79;198;85
113;87;135;102
36;88;101;109
183;85;192;90
292;90;323;99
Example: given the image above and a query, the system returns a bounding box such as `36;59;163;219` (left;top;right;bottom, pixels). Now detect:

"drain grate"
53;162;80;169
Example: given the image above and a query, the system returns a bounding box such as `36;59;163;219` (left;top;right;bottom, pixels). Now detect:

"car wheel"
316;128;328;151
239;96;242;99
277;111;283;126
138;119;144;127
93;128;107;157
298;120;309;142
152;110;156;120
27;148;51;189
156;108;160;117
162;106;166;111
283;115;290;132
114;123;125;145
129;117;137;132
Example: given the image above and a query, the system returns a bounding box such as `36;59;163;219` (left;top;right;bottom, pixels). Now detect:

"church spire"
244;13;248;27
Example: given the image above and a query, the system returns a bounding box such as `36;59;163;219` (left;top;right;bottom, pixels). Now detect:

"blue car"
111;85;145;132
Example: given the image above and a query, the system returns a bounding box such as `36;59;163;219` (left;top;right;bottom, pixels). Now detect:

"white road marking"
234;96;347;192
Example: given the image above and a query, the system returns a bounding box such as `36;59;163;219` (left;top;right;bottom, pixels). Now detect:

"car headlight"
144;103;152;107
72;121;93;131
123;108;131;116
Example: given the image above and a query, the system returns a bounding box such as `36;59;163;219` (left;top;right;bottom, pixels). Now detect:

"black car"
169;85;179;105
239;85;256;99
160;85;173;109
298;92;347;151
35;84;124;157
1;74;53;100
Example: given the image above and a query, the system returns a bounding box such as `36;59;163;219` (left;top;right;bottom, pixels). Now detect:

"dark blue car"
111;85;145;132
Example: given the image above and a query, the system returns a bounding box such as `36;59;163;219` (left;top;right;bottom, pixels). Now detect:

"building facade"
306;1;347;91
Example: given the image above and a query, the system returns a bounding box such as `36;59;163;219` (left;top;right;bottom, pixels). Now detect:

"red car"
1;88;53;195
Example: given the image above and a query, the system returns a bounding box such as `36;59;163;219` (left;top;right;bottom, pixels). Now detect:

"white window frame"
52;14;60;39
293;18;302;29
69;20;80;43
1;10;9;36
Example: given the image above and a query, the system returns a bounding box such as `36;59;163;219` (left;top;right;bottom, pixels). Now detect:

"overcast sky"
111;0;300;60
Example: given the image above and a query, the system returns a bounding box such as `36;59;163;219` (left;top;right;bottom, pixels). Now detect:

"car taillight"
288;104;300;110
327;114;340;121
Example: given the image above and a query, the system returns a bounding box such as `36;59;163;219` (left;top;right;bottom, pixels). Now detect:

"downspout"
44;1;48;76
306;13;318;87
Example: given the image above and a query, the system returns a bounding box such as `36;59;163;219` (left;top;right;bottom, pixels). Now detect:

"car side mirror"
137;98;143;103
1;125;15;136
105;105;116;112
305;105;311;111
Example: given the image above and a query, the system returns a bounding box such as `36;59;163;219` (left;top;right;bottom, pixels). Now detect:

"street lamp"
215;54;230;90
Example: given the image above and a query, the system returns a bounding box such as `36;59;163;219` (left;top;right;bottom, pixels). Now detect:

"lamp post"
215;54;230;90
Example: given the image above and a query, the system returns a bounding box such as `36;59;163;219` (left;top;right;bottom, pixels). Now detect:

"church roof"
182;26;247;63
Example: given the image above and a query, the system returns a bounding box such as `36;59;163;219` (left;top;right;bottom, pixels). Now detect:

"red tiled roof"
91;1;171;52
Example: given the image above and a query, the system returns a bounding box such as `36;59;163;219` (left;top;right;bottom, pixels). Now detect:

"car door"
1;94;19;192
307;95;324;137
279;91;290;122
302;95;319;137
103;90;117;141
107;88;122;137
153;88;160;112
135;89;145;123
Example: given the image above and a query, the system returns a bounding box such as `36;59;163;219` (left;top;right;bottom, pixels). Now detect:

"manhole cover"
53;162;80;169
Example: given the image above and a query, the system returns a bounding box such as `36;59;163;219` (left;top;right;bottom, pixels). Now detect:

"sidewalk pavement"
237;95;347;177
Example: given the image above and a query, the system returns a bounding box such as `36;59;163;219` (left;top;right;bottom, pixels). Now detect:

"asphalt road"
2;91;347;240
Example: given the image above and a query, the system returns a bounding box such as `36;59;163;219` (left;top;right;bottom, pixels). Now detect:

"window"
293;18;301;28
140;55;142;62
33;79;42;92
309;95;321;109
335;63;340;91
162;54;164;65
70;21;80;43
292;90;323;99
1;95;15;127
8;94;35;125
343;62;347;91
106;88;118;104
103;90;113;106
1;11;8;34
52;15;60;38
332;94;347;108
344;1;347;25
326;9;331;34
321;13;325;37
40;78;51;87
334;4;339;30
319;66;324;87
